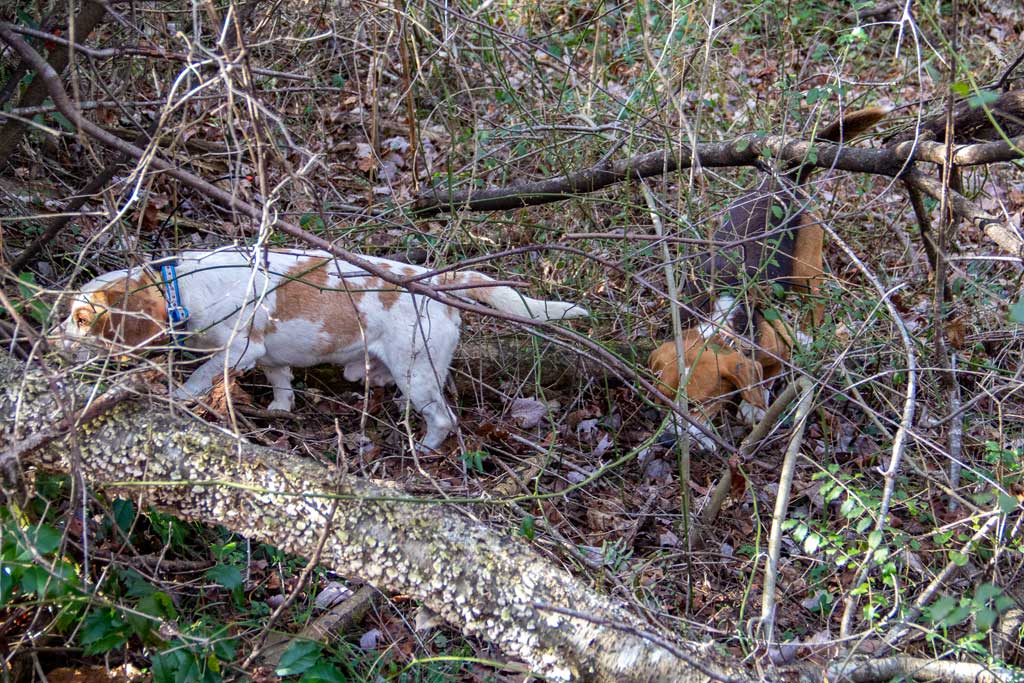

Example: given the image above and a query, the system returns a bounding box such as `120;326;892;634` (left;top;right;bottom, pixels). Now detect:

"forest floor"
2;0;1024;680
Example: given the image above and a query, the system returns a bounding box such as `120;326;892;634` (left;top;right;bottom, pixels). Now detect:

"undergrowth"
1;0;1023;679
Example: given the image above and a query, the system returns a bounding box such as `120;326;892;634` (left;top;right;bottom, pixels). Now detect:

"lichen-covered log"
0;354;752;683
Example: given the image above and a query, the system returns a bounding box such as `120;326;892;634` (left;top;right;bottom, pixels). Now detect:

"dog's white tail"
438;271;588;321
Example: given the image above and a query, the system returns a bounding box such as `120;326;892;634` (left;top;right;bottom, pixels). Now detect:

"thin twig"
757;377;815;642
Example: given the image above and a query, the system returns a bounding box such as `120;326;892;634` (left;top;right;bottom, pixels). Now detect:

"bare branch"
829;655;1016;683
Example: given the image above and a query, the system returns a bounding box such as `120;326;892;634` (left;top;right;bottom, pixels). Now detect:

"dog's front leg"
657;404;722;453
171;340;265;402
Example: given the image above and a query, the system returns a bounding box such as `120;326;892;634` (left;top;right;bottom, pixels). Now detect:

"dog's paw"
266;398;294;412
658;421;717;452
739;400;767;427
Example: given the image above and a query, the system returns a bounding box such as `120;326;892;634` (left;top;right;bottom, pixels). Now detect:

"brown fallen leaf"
200;371;254;416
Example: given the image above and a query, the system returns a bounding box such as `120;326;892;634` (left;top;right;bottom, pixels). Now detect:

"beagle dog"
648;298;805;449
650;107;887;446
61;247;587;450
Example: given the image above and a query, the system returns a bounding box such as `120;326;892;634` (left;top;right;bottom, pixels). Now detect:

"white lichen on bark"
0;354;750;683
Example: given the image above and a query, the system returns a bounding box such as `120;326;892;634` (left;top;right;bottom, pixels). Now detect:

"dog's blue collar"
157;260;190;346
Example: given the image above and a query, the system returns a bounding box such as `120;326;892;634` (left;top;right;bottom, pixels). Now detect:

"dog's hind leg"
383;314;459;452
396;353;456;451
789;214;825;328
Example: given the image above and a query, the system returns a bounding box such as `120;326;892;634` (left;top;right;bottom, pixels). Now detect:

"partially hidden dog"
649;107;888;448
61;248;587;450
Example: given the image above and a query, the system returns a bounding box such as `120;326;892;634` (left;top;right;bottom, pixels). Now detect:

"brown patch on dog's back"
376;277;402;310
437;271;495;306
270;259;366;352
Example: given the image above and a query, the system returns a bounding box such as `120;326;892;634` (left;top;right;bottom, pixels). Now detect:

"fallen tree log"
0;352;751;683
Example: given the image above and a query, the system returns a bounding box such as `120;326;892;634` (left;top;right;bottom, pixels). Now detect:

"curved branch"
3;22;309;81
829;655;1016;683
411;129;1024;218
903;168;1024;257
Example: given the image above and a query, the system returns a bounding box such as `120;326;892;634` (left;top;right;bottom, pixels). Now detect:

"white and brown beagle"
650;107;887;447
61;247;587;450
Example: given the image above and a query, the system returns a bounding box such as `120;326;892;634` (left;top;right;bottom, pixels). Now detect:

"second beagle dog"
650;107;887;447
648;300;802;448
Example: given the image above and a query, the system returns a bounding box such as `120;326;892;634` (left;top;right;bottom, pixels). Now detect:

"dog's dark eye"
75;312;91;328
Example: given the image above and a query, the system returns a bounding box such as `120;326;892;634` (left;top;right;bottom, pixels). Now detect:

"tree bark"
828;656;1016;683
885;90;1024;145
0;353;751;683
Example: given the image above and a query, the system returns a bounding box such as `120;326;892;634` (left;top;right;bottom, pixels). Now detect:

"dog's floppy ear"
723;356;765;408
648;342;682;398
100;278;168;348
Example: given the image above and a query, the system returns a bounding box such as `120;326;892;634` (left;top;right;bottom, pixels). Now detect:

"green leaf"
112;498;136;535
867;530;883;550
1009;297;1024;324
300;662;345;683
520;515;535;541
276;640;322;676
0;566;14;603
976;607;998;630
19;566;50;597
996;595;1015;612
141;591;178;620
803;533;821;554
763;309;781;322
151;646;201;683
212;632;236;662
25;523;62;557
975;582;1004;603
16;272;51;326
967;90;1000;109
49;111;75;132
81;609;129;655
824;486;843;505
205;564;243;592
839;498;857;518
945;605;972;627
949;550;969;566
927;596;957;623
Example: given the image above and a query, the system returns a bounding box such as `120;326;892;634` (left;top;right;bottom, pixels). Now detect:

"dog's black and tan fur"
650;107;888;443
